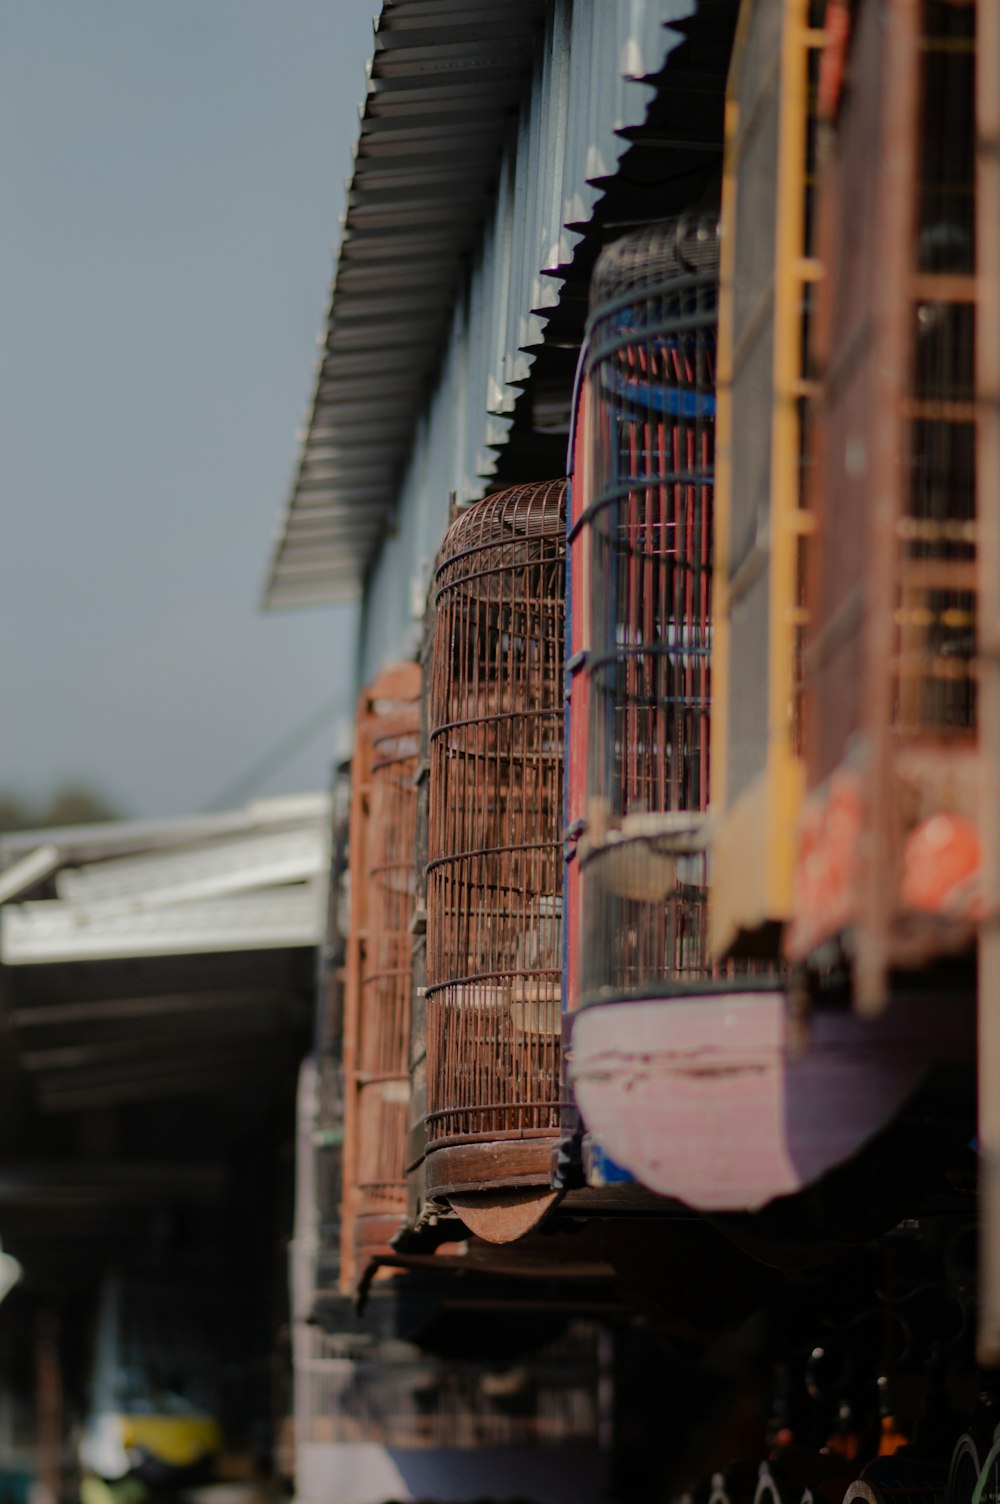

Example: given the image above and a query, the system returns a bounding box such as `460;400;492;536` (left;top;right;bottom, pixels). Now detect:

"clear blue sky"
0;1;373;817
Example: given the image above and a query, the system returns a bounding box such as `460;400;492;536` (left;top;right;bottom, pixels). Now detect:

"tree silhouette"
0;785;123;836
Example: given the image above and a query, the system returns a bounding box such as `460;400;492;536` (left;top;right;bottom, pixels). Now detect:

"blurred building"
0;797;329;1493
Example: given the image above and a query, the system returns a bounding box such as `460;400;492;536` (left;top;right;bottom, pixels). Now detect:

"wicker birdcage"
341;663;420;1290
568;216;719;1006
422;479;567;1215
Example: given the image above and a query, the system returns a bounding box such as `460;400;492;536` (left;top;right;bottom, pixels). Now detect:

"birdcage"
422;480;566;1217
708;0;818;960
341;663;420;1290
567;216;719;1008
787;0;981;1001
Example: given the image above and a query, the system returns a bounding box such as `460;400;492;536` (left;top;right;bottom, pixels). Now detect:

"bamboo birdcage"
569;217;719;1005
787;0;981;996
341;664;420;1291
422;480;567;1205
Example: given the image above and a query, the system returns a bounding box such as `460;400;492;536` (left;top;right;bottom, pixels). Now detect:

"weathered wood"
423;1138;559;1200
448;1187;560;1245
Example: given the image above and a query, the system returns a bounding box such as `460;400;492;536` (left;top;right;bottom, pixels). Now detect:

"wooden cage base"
423;1139;562;1244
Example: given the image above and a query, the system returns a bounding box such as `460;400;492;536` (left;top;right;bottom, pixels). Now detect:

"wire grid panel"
787;0;979;989
425;480;567;1148
576;217;719;999
357;712;421;1214
894;0;977;739
806;0;977;775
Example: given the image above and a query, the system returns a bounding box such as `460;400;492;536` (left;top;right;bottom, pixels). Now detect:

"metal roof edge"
0;793;331;872
264;0;704;612
262;0;547;612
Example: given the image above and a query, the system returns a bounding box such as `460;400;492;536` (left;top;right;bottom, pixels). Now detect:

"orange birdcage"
341;663;420;1291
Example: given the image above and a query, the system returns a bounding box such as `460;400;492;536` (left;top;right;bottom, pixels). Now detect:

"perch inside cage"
422;479;567;1240
342;663;420;1289
572;215;720;1005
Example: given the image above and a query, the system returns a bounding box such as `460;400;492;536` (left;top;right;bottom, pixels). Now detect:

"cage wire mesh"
803;0;977;773
786;0;979;975
895;0;977;739
575;216;720;999
357;715;420;1215
344;670;420;1266
425;480;567;1151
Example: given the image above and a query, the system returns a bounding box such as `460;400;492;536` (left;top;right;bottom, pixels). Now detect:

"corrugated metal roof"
0;794;330;963
266;0;704;612
0;796;328;1117
0;792;329;870
265;0;547;608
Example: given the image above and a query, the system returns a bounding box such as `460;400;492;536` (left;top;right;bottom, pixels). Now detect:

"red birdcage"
566;216;720;1015
341;663;420;1291
421;480;567;1240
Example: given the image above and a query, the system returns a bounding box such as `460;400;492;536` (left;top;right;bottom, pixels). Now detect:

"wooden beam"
0;1161;223;1203
19;1013;278;1072
11;988;291;1030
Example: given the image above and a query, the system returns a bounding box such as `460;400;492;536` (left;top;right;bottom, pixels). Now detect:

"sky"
0;0;374;819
